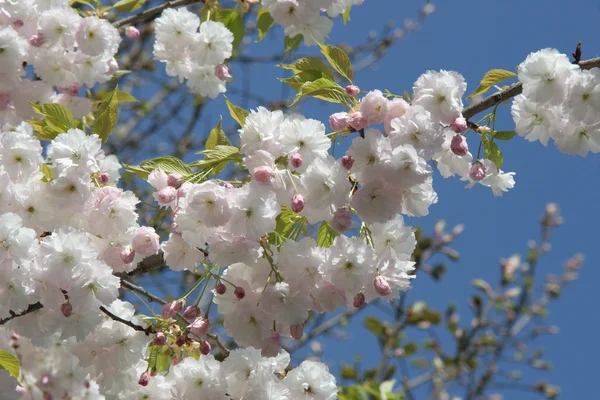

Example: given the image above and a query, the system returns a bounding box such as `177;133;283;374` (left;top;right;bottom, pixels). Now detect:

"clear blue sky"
130;0;600;398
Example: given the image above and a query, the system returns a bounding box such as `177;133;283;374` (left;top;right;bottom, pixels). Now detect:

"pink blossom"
450;135;469;156
374;276;392;296
253;166;274;184
290;153;303;169
341;155;354;170
291;194;305;213
125;26;140;39
188;317;210;338
348;111;368;131
329;112;350;131
346;85;360;97
331;208;352;233
469;162;486;181
452;116;468;133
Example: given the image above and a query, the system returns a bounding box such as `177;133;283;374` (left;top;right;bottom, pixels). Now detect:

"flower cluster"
261;0;364;46
511;48;600;156
153;7;234;98
0;0;122;129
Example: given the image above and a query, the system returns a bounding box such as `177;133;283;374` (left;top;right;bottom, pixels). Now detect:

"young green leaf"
124;156;192;180
279;70;334;90
317;43;354;82
0;351;20;379
214;9;245;49
490;130;517;140
256;9;274;42
113;0;146;12
224;96;249;127
284;34;303;55
278;57;335;80
291;79;349;106
468;69;517;99
341;6;351;25
484;139;503;169
316;221;340;248
205;116;230;150
29;103;80;140
92;85;120;143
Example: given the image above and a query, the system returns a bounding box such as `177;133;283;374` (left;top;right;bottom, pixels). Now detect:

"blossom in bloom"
413;70;467;125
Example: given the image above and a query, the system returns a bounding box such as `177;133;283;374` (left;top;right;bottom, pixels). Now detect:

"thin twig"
99;305;155;335
113;0;205;28
0;302;43;325
462;56;600;120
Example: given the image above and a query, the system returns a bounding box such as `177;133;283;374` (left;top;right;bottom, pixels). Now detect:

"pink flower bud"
176;335;186;347
452;116;468;133
220;181;234;189
98;172;110;184
161;300;184;319
215;64;232;81
200;340;211;355
290;324;304;340
261;331;281;358
131;226;160;257
138;374;150;387
341;155;354;170
188;317;210;338
183;306;201;320
331;208;352;233
177;183;191;199
215;283;227;295
346;85;360;97
291;194;305;213
107;58;119;74
234;286;245;300
253;166;274;184
167;173;183;188
450;135;468;156
290;153;303;169
29;33;45;47
158;186;177;205
153;332;167;346
13;20;24;29
38;375;51;390
172;356;180;366
120;248;135;264
329;112;350;131
0;93;11;111
374;276;392;296
61;83;80;96
125;26;140;39
61;302;73;318
348;111;368;131
469;162;486;182
353;293;366;308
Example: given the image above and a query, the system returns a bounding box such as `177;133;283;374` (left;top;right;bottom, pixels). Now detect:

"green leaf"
380;380;396;399
0;351;20;379
155;349;172;372
98;90;137;103
347;386;369;400
403;342;418;356
256;9;274;42
317;43;354;82
284;35;303;55
189;145;242;178
224;96;249;127
364;316;385;336
484;138;503;169
205;116;230;150
342;6;351;25
92;85;120;143
279;71;333;90
214;9;244;49
278;57;335;80
113;0;146;12
490;130;517;140
29;103;79;140
340;365;358;380
291;78;349;106
41;163;53;183
468;69;517;99
316;221;340;248
124;156;192;180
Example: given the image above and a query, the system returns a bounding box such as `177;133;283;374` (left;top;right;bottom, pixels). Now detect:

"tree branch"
113;0;205;28
462;56;600;120
99;305;155;335
0;302;43;325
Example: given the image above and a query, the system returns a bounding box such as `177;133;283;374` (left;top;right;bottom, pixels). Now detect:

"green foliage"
92;85;120;143
256;9;274;42
490;130;517;140
0;351;20;379
188;145;242;182
291;78;349;106
29;103;80;141
124;156;193;180
113;0;147;12
483;136;503;169
40;163;53;183
342;7;352;25
278;57;335;80
364;315;385;336
205;116;230;150
224;96;249;127
316;221;340;248
269;207;308;248
284;35;303;55
468;69;517;99
97;90;137;103
213;9;245;50
317;42;354;82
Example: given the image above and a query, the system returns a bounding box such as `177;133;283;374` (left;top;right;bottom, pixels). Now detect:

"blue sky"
130;0;600;398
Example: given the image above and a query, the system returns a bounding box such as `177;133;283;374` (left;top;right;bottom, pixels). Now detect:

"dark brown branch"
0;302;43;325
462;56;600;120
113;0;205;28
99;305;155;335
